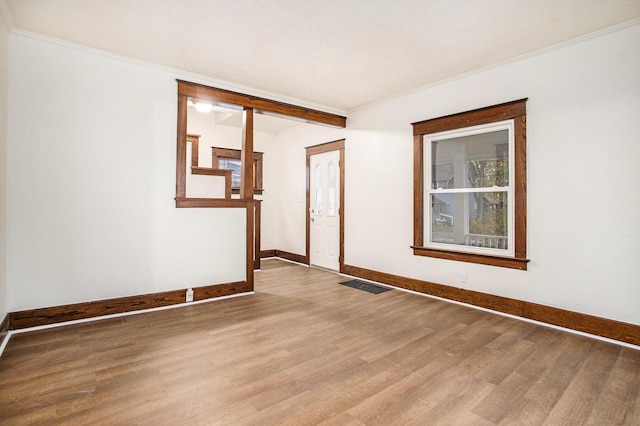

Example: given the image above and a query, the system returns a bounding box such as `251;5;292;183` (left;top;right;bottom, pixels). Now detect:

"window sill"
412;246;529;270
175;197;252;208
231;188;264;195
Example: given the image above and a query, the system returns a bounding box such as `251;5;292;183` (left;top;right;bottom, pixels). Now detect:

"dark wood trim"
212;147;264;160
245;200;255;291
522;303;640;347
305;139;345;156
255;151;263;193
342;264;640;346
413;134;424;247
187;135;230;203
231;188;264;195
176;94;188;198
339;148;345;272
175;85;257;299
254;201;262;270
259;249;322;265
260;249;277;258
8;281;251;330
191;167;232;199
412;99;528;269
186;134;200;167
342;264;522;315
514;114;527;259
175;197;250;208
240;108;255;200
212;147;264;194
177;80;347;128
305;154;311;265
412;246;529;270
275;250;308;265
305;139;346;271
411;98;528;135
0;314;9;349
193;281;251;301
190;167;232;176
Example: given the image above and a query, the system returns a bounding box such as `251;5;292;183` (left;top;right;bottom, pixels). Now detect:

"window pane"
429;192;508;250
315;164;322;214
431;129;509;189
220;158;242;187
328;161;336;216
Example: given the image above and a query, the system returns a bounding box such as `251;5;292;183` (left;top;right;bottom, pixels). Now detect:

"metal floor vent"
339;280;392;294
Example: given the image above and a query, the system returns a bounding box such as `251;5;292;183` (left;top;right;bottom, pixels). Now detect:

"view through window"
412;99;528;270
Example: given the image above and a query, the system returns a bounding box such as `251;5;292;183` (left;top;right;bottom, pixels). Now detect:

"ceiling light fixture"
194;102;213;113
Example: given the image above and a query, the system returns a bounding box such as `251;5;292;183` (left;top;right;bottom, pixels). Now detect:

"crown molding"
349;18;640;114
9;28;347;118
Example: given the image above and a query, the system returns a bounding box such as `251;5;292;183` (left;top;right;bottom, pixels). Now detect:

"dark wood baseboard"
274;250;308;265
260;249;307;266
342;264;640;346
9;281;251;330
259;249;277;258
0;314;9;348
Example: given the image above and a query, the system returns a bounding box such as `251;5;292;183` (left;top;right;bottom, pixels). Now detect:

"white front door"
310;150;340;271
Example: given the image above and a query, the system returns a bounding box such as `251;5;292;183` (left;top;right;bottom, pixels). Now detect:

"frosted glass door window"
328;162;337;216
315;164;322;214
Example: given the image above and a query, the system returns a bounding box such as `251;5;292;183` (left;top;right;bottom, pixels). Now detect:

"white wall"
277;23;640;325
0;10;9;321
7;34;247;311
275;126;345;255
5;21;639;327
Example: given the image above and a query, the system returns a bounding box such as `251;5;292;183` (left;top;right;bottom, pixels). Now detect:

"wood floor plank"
0;259;638;425
543;341;624;425
584;348;640;425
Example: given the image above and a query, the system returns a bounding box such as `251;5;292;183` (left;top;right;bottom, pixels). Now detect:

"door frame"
306;139;345;272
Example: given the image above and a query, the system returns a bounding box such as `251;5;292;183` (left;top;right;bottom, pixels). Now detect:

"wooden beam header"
412;98;528;136
177;80;346;128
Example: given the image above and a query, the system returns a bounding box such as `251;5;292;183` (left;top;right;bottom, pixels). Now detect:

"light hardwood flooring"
1;259;639;425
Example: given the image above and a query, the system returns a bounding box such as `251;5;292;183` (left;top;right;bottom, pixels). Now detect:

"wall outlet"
459;272;468;283
186;288;194;302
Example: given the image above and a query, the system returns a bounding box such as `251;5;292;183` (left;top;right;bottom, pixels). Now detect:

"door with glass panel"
310;150;340;271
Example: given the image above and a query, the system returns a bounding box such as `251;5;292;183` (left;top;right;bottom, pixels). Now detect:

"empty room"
0;1;639;424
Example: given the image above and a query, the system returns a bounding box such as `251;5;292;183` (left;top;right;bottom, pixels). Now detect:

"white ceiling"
3;0;640;114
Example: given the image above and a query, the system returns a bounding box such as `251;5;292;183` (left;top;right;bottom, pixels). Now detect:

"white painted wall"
4;20;639;328
186;108;278;251
7;34;247;311
275;126;344;255
0;10;9;322
276;23;640;325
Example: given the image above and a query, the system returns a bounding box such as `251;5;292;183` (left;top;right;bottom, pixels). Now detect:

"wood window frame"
412;99;529;270
211;147;264;195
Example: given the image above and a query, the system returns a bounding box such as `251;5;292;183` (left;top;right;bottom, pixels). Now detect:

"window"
328;161;337;217
412;99;528;270
315;164;322;214
211;147;263;195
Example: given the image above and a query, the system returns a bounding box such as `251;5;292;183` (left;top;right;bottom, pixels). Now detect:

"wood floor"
1;259;639;425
